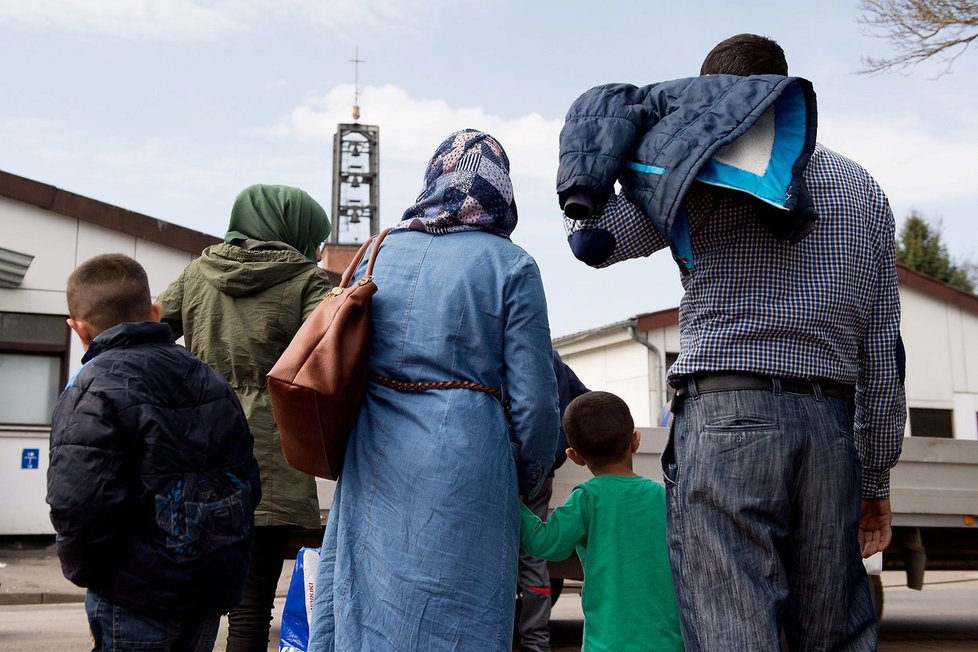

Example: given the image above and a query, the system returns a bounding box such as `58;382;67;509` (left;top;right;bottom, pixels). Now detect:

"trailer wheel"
868;574;884;620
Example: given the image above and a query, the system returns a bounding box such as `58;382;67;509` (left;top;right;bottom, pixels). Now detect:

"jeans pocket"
114;609;180;650
704;414;778;430
88;596;181;650
703;416;779;453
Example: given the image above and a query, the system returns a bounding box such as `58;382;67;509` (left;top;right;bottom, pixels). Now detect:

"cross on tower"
350;47;365;122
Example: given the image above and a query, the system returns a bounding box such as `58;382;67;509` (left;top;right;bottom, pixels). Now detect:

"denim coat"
309;229;559;651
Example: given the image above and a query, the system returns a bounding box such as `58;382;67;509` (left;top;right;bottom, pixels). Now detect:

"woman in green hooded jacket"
159;184;332;652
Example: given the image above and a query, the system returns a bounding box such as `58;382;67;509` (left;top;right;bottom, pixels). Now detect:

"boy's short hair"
700;33;788;76
562;391;634;465
67;253;152;335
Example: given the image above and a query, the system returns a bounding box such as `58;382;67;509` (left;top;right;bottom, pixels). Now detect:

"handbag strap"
370;373;509;409
339;227;393;288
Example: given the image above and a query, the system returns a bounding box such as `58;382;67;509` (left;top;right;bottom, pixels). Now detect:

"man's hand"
859;498;892;558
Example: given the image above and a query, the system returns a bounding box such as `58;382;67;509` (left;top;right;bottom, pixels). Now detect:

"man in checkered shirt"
564;34;906;651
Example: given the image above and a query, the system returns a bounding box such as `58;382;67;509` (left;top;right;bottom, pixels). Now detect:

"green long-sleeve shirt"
520;475;683;651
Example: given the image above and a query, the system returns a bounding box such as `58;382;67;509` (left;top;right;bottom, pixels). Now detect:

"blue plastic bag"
280;547;320;652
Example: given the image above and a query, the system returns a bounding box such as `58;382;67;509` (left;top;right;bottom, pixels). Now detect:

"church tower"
321;48;381;279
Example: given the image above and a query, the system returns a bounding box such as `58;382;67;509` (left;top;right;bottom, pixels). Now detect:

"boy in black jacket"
46;253;261;651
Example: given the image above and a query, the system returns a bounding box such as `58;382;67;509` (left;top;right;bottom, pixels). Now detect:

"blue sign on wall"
21;448;40;469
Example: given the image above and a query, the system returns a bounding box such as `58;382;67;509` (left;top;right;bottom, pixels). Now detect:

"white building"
554;264;978;441
0;170;219;534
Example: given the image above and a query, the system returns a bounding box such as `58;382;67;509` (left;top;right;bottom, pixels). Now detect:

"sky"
2;0;977;337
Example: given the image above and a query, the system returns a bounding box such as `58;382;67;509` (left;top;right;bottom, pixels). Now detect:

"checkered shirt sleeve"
562;192;669;267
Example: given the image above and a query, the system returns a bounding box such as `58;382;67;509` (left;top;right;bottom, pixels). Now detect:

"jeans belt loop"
771;376;782;396
812;379;824;401
687;377;700;399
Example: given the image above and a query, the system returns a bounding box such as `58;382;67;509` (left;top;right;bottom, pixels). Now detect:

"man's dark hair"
67;253;152;335
700;33;788;76
562;391;634;466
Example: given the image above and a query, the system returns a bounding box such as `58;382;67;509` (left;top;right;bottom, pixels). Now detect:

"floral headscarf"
224;184;331;262
397;129;518;238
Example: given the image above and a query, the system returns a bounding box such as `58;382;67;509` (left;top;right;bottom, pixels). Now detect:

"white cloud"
266;82;567;240
0;0;484;38
270;83;563;189
268;0;471;36
0;0;241;37
819;112;978;209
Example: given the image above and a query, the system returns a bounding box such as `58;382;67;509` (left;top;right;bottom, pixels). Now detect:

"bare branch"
859;0;978;74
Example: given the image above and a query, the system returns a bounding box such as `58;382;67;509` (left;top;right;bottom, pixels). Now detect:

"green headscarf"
223;184;331;261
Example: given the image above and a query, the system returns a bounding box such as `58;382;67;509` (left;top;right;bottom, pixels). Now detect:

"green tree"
859;0;978;74
896;211;975;292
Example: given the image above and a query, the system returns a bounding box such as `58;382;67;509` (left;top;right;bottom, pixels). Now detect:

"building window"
908;408;953;439
0;312;69;426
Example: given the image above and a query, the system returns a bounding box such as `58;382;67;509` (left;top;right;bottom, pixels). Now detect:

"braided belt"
370;373;507;407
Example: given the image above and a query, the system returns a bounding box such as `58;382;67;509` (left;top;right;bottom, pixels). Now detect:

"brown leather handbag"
267;228;392;480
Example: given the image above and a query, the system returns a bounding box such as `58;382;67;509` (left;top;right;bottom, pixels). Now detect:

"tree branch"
859;0;978;74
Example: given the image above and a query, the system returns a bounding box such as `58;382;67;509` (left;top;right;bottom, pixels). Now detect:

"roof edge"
552;318;635;346
0;169;219;255
897;263;978;317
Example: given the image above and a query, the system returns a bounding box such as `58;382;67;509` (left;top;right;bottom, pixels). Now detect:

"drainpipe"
629;320;668;425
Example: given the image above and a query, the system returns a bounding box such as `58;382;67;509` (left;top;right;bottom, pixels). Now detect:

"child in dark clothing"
520;391;683;651
46;253;261;652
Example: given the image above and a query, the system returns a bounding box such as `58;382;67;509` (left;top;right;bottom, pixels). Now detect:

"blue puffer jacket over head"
556;74;818;271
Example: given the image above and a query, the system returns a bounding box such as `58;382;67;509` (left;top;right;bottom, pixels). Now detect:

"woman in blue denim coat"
308;130;559;651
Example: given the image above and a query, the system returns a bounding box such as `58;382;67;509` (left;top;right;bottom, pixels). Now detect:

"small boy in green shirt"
520;391;683;651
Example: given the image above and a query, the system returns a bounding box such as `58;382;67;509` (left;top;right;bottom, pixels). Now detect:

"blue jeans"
662;385;877;651
86;592;220;652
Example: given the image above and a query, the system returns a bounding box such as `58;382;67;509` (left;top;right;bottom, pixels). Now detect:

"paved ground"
3;536;977;651
0;536;296;606
0;536;85;606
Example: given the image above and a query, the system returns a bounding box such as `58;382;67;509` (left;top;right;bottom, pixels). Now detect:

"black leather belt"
674;374;853;400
